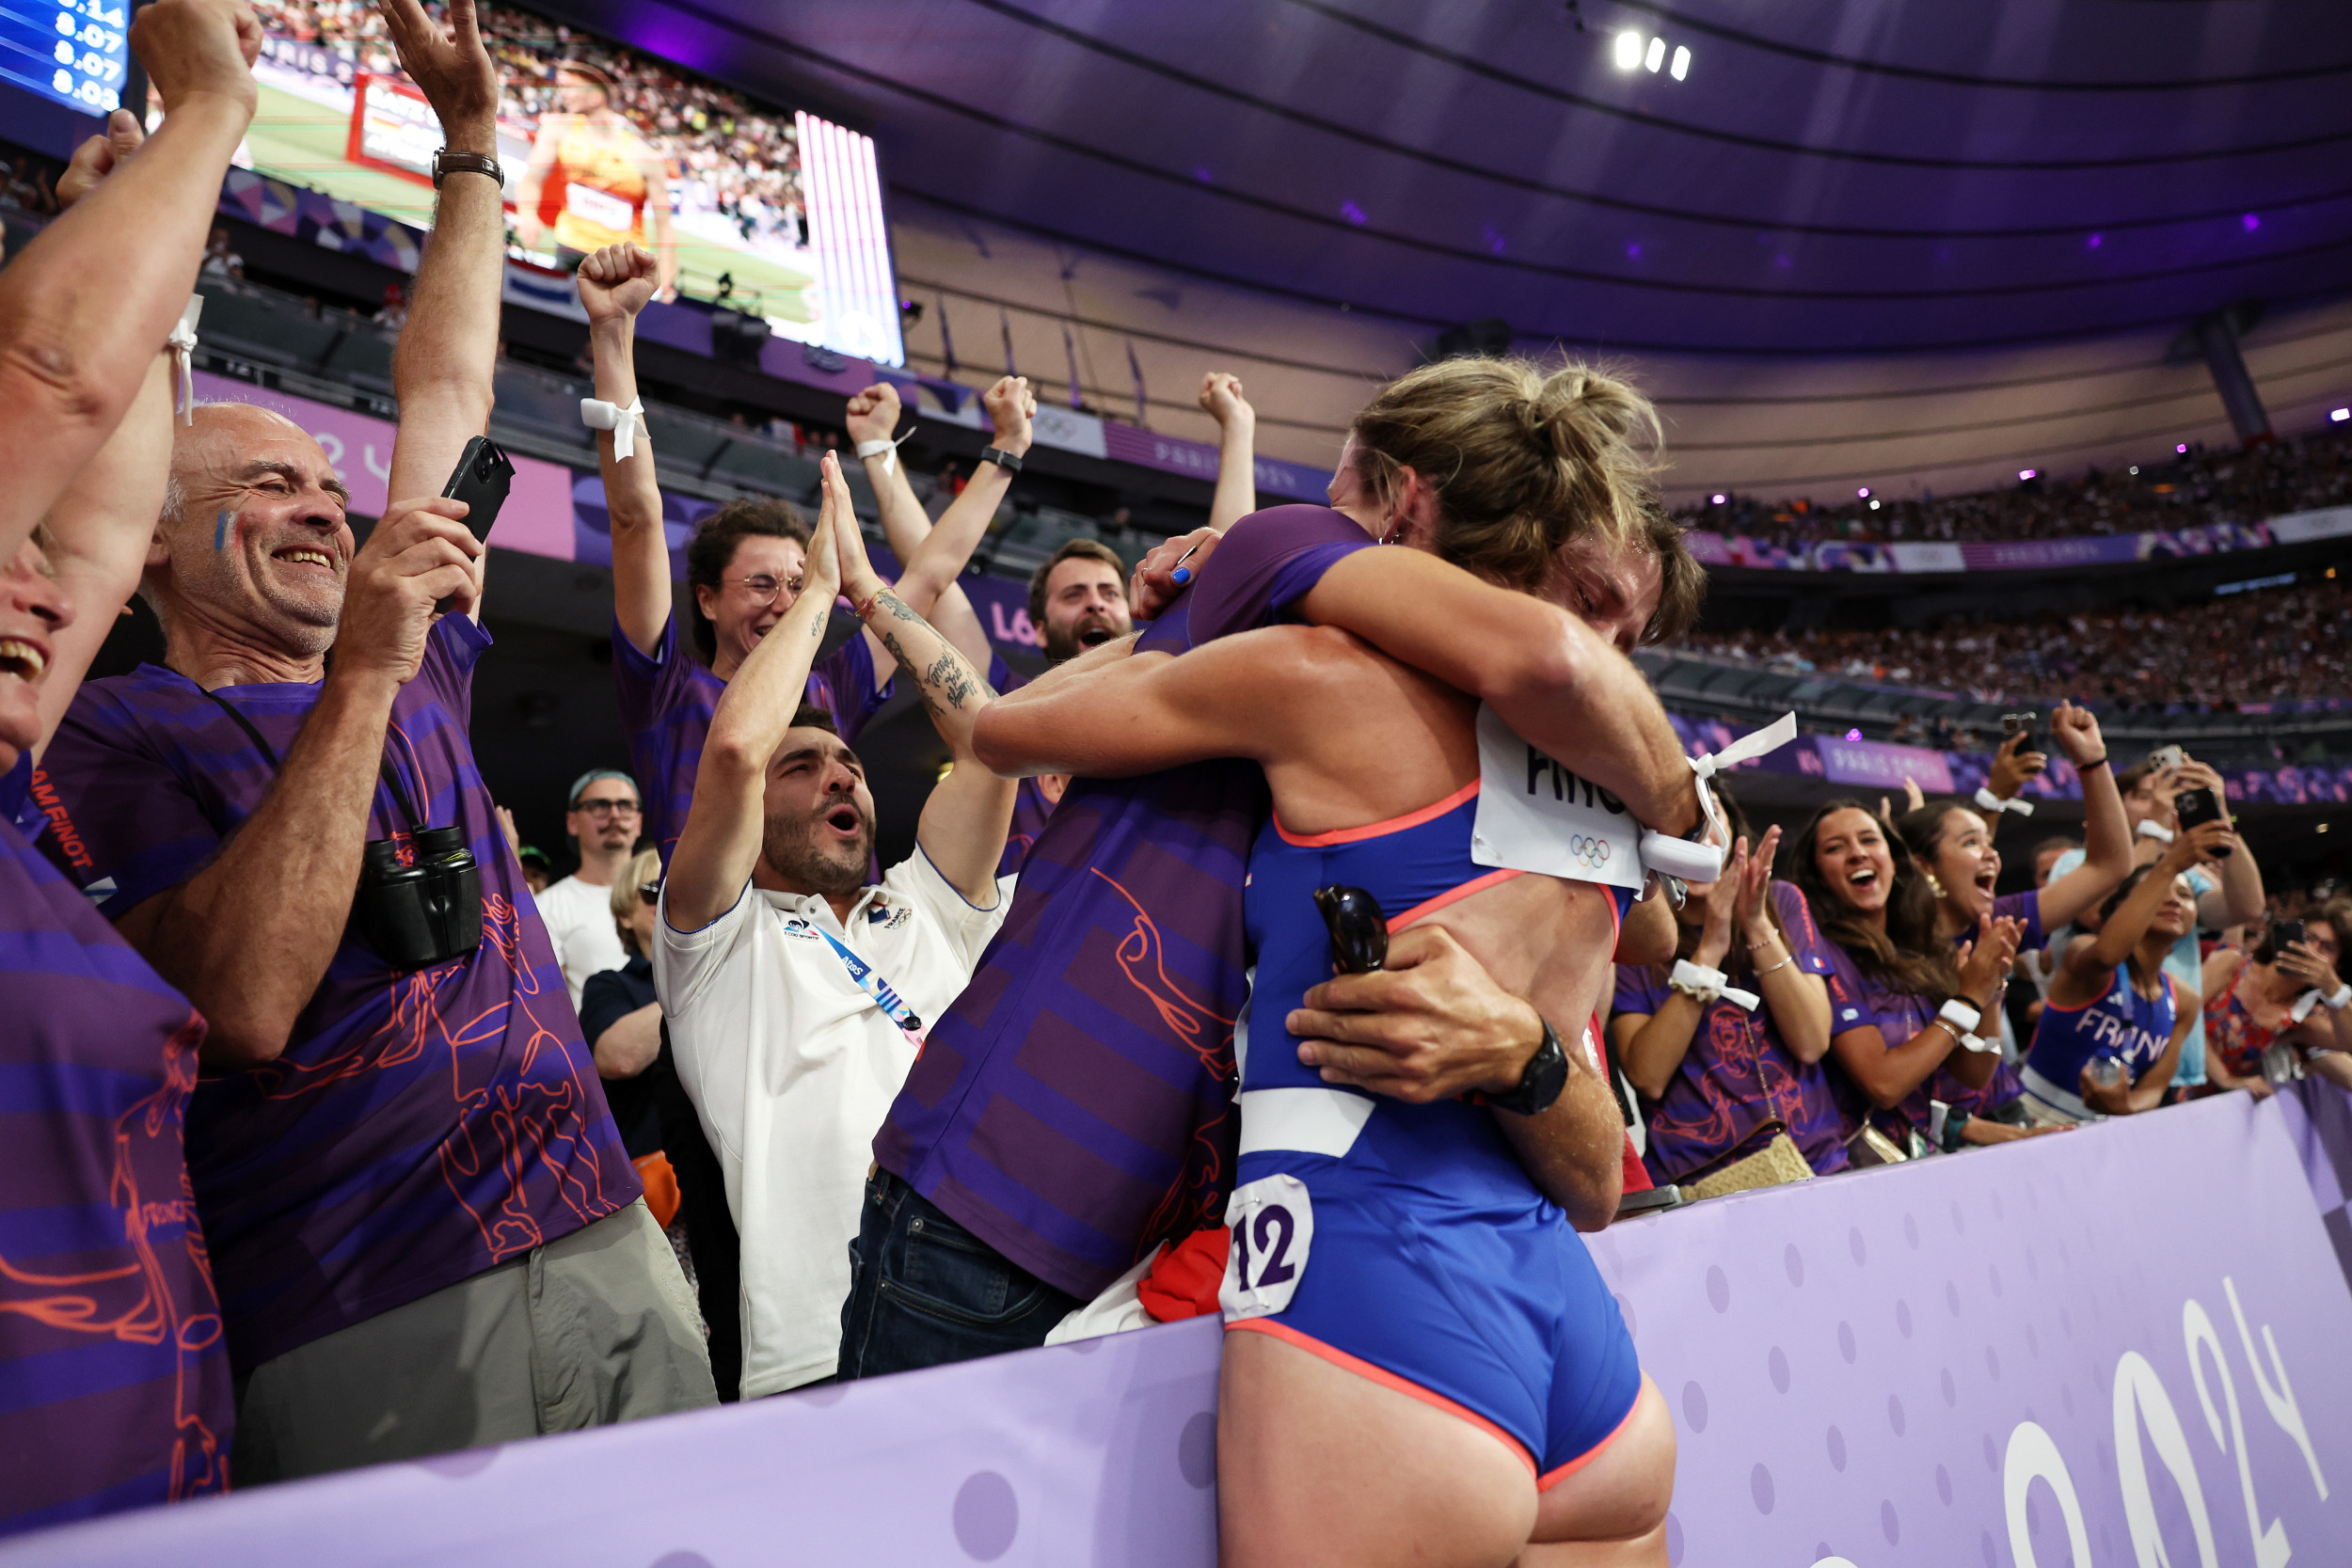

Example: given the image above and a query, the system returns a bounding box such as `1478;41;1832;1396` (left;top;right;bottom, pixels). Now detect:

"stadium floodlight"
1671;45;1691;80
2176;443;2189;453
1710;493;1727;504
1845;729;1863;742
1857;487;1870;498
2018;469;2036;481
1645;35;1666;71
1613;30;1643;69
2332;407;2350;422
1869;499;1882;511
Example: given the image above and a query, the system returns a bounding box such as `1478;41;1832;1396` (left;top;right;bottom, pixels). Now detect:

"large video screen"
221;0;901;364
1;0;127;117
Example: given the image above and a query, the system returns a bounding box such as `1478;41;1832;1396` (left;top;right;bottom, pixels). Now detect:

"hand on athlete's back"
1286;925;1545;1103
576;243;659;325
1130;527;1219;621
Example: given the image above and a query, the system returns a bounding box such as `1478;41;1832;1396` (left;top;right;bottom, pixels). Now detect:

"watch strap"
978;445;1023;474
433;149;504;189
1472;1018;1568;1117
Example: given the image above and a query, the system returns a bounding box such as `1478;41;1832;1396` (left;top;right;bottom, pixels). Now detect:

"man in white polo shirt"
655;452;1016;1396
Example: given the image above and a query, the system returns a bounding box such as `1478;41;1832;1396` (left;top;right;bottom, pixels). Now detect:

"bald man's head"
154;403;355;656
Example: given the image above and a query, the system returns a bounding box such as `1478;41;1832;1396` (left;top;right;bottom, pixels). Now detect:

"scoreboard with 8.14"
0;0;127;117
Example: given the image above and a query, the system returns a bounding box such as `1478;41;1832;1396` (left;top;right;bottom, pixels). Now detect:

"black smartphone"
1313;885;1388;975
2001;711;2039;754
2273;920;2306;953
1615;1184;1683;1220
441;436;515;542
2172;784;2232;857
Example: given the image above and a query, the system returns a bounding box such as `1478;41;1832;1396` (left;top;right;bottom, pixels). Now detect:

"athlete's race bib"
564;179;635;233
1219;1174;1314;1322
1470;705;1644;892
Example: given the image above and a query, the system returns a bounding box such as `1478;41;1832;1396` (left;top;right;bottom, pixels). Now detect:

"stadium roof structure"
548;0;2352;356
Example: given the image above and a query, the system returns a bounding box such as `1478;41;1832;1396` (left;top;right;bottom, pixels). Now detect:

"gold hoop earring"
1926;874;1947;899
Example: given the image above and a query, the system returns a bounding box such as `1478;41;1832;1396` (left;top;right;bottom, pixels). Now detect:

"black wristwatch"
432;149;505;189
978;445;1023;473
1479;1018;1569;1117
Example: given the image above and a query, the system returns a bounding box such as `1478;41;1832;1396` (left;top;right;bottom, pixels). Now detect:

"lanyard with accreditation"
810;922;930;1051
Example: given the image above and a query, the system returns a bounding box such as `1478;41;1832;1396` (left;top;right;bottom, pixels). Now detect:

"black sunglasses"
637;881;662;908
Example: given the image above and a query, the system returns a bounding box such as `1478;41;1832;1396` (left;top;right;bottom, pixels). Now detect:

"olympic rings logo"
1567;834;1613;869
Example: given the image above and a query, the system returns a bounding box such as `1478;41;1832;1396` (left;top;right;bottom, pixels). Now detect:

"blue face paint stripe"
215;511;231;551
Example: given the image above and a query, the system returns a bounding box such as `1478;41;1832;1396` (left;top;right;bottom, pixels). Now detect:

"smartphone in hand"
442;436;515;542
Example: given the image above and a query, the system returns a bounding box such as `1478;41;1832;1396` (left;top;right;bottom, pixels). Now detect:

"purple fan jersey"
876;506;1373;1299
38;617;639;1373
2;758;231;1533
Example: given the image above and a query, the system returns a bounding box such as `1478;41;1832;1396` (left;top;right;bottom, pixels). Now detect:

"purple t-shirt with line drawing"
38;617;639;1372
876;505;1375;1300
613;610;891;865
1611;880;1849;1180
1;758;231;1534
983;657;1056;879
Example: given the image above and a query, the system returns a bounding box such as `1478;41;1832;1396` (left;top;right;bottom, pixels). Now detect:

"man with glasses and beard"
539;768;643;1008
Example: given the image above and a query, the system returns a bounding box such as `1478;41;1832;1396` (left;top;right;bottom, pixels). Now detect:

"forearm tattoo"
868;589;996;715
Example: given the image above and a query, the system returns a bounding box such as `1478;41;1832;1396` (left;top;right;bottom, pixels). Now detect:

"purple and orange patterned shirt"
1612;881;1849;1180
612;611;889;865
876;506;1375;1300
39;617;639;1372
2;757;231;1534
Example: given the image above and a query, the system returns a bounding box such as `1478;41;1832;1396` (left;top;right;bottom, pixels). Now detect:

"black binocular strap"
197;685;430;835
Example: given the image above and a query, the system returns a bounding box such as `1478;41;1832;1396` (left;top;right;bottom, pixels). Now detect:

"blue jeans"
836;1170;1083;1381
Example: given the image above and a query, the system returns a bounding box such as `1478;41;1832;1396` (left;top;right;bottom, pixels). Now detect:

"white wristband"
1641;712;1800;884
167;294;203;426
1938;997;1995;1053
581;396;647;461
1975;786;2034;817
2137;819;2175;844
853;420;916;477
2324;983;2352;1013
1669;958;1760;1012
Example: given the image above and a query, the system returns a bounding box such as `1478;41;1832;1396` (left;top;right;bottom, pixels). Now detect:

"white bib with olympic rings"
1468;705;1645;892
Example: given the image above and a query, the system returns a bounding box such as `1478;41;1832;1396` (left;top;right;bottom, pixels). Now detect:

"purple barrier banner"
1812;737;1956;794
2276;1078;2352;1297
11;1095;2349;1568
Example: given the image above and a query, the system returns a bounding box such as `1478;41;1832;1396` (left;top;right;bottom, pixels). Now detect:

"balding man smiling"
36;0;710;1485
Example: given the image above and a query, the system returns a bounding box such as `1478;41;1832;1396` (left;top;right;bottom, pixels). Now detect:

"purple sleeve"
1613;962;1668;1018
986;651;1029;695
815;626;894;745
1994;889;2044;951
38;688;224;917
418;613;489;725
1772;880;1834;975
611;611;694;738
1820;942;1884;1037
1184;505;1375;645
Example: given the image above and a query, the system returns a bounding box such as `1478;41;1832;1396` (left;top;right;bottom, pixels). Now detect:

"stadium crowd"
1684;424;2352;549
8;7;2352;1566
251;0;808;256
1684;575;2352;708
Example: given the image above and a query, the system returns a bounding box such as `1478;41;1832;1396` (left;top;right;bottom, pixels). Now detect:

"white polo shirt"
654;849;1009;1397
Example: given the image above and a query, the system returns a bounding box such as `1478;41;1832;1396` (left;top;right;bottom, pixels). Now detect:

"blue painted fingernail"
1171;567;1192;585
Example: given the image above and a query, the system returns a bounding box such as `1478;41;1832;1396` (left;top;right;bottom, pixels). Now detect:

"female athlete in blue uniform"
2022;820;2228;1123
977;357;1682;1567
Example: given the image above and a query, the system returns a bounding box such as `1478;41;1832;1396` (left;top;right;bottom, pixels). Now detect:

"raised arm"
29;124;181;760
880;376;1034;666
0;1;255;567
662;455;844;932
2172;759;2266;926
1297;548;1699;835
827;467;1012;903
2036;704;2133;930
2056;825;2229;986
575;244;670;656
378;0;503;514
1200;372;1258;532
